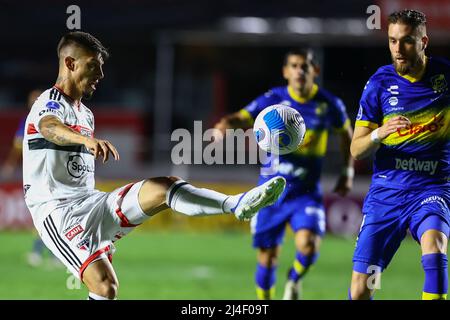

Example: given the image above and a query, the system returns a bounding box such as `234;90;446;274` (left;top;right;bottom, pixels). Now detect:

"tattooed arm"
39;115;86;146
39;115;120;163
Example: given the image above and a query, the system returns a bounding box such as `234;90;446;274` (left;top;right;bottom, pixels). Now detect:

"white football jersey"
23;86;96;219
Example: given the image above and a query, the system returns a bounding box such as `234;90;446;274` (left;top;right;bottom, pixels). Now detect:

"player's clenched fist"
84;137;120;163
377;115;411;140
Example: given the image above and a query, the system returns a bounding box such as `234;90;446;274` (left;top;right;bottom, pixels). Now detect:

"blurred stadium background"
0;0;448;299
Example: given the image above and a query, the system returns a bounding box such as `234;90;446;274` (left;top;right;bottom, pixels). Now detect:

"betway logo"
395;158;438;175
397;115;444;137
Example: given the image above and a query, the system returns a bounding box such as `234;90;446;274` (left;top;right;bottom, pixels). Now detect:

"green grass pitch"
0;230;426;299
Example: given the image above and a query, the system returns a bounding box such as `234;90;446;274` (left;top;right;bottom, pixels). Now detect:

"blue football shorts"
352;185;450;273
251;192;326;248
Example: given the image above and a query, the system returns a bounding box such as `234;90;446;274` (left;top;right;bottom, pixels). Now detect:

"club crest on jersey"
77;238;90;251
45;101;61;110
315;102;328;116
430;74;447;93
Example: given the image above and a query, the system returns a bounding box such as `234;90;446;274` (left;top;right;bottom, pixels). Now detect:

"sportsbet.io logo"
67;155;94;178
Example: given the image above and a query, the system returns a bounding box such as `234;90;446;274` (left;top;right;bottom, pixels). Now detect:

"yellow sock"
256;286;275;300
422;292;447;300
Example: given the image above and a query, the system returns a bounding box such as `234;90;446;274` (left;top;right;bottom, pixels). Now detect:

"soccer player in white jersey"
22;31;286;300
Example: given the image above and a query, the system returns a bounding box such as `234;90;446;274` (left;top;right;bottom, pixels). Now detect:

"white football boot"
231;176;286;221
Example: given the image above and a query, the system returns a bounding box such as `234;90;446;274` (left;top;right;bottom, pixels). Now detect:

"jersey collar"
287;83;319;104
53;85;81;110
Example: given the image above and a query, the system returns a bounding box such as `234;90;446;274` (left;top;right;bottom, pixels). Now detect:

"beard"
392;55;420;75
82;88;94;100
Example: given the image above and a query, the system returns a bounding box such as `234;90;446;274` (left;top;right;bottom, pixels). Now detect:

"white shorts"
34;180;148;280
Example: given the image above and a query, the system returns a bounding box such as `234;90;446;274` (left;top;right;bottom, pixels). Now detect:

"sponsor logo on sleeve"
80;127;92;137
45;101;61;110
39;109;58;116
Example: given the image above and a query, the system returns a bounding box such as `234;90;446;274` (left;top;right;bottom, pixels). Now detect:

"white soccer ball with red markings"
253;104;306;155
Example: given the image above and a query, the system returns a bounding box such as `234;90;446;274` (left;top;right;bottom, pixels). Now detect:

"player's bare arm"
333;125;354;196
214;111;253;133
212;111;253;141
350;115;411;160
39;114;120;163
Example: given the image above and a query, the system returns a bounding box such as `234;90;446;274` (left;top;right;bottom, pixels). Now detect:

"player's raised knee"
167;175;182;182
143;176;181;190
138;176;184;215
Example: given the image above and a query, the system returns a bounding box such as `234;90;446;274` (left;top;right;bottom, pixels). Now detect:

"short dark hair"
57;31;109;60
283;48;317;66
388;9;426;29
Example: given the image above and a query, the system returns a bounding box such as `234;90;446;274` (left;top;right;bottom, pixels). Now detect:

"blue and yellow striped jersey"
242;84;350;195
356;56;450;189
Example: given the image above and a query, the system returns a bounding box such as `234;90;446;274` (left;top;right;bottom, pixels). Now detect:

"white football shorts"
34;180;147;280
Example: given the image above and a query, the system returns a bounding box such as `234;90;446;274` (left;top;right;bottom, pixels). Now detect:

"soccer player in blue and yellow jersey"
214;49;354;299
349;9;449;300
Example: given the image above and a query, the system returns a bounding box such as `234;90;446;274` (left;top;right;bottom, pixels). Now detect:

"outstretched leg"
82;175;286;300
137;176;286;221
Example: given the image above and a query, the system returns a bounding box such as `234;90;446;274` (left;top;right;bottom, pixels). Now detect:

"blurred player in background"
0;89;60;268
1;90;41;179
22;31;286;300
214;49;354;299
349;9;449;300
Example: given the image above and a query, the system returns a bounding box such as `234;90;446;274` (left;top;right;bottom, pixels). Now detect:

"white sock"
88;292;113;300
166;180;243;216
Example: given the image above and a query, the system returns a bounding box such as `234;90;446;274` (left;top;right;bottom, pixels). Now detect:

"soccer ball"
253;104;306;155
